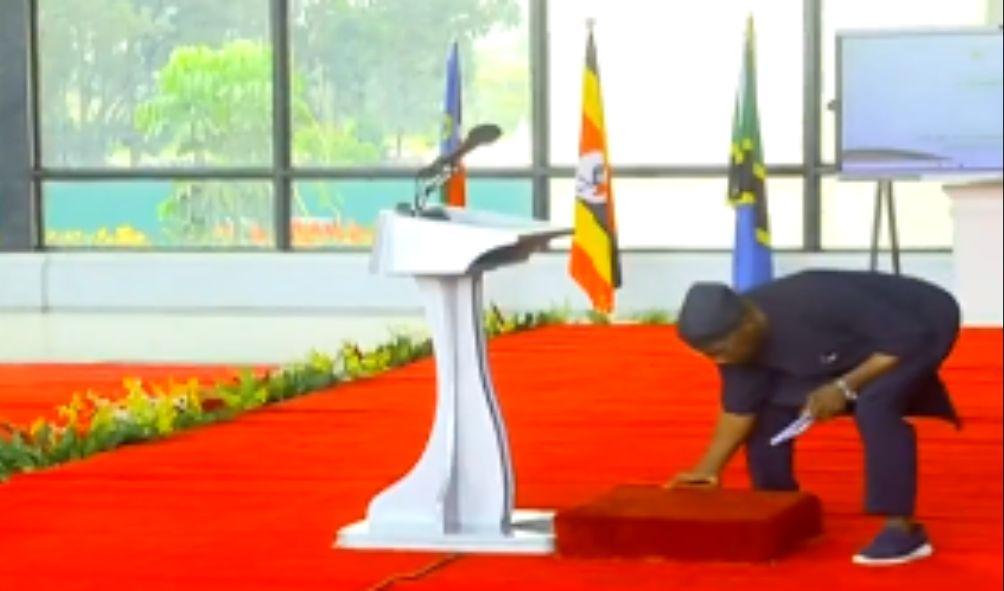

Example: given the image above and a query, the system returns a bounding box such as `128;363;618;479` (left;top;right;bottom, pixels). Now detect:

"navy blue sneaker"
852;525;934;566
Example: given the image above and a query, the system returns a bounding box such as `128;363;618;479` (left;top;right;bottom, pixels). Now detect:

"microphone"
417;123;502;177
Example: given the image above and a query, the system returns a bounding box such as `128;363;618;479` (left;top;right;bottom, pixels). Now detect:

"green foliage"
293;121;383;165
585;310;612;325
468;44;529;134
39;1;527;247
132;40;386;245
38;0;158;166
523;305;575;327
134;41;278;244
294;0;523;161
135;41;275;164
41;0;524;168
629;310;675;325
1;306;679;482
132;39;402;245
0;306;555;483
0;429;44;475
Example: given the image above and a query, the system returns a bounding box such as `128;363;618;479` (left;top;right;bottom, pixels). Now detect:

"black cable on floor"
363;553;463;591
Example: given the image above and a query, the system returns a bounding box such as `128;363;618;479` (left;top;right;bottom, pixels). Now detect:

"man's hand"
665;470;720;489
666;412;754;490
803;382;849;421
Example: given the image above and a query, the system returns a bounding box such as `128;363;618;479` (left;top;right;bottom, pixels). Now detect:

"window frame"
13;0;959;253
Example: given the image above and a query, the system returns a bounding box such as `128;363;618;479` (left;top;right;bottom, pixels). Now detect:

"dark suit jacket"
719;270;960;421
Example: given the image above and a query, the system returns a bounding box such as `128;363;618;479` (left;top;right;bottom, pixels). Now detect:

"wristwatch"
835;378;858;402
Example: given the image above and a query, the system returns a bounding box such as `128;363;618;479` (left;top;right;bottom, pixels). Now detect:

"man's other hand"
803;382;848;421
666;471;720;489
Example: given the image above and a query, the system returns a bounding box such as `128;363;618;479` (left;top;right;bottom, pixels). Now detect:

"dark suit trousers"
744;304;959;517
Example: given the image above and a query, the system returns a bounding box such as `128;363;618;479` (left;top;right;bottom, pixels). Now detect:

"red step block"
555;485;823;561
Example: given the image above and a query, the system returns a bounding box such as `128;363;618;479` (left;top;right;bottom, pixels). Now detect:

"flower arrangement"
291;217;375;247
0;353;342;480
44;219;375;249
45;225;152;247
0;307;670;482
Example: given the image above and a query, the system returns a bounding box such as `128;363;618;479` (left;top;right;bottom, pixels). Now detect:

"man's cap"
677;282;745;349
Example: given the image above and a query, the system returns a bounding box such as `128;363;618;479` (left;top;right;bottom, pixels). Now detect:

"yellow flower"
123;377;145;396
154;396;177;436
29;418;48;440
88;405;116;435
86;390;107;407
57;403;79;429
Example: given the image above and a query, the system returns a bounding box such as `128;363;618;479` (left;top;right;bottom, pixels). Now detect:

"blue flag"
729;17;773;292
441;41;466;207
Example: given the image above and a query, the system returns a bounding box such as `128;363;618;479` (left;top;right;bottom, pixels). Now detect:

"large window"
37;0;530;249
22;0;996;252
292;179;532;249
548;0;803;166
549;178;803;249
289;0;531;168
545;0;804;250
820;179;954;249
44;180;275;249
38;0;272;168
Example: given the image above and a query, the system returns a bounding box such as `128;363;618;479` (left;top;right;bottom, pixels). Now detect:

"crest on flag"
575;151;607;205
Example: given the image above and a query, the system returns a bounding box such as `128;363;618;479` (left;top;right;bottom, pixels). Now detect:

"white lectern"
336;206;570;554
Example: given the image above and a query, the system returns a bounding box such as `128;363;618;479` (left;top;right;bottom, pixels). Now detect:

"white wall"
0;250;956;316
7;250;990;364
0;254;45;309
945;181;1004;326
989;0;1003;24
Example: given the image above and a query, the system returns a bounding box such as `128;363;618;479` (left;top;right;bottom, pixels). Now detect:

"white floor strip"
0;312;426;364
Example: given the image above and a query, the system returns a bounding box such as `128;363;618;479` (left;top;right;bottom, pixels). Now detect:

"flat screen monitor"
836;28;1003;178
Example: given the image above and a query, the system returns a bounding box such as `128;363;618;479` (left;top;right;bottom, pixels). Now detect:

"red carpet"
0;326;1000;590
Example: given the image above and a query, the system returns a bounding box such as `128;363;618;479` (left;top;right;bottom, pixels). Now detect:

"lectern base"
335;509;554;554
